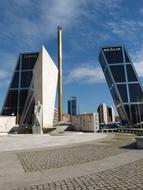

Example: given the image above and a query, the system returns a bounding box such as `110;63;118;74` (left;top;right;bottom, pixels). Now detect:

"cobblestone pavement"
15;158;143;190
17;133;135;172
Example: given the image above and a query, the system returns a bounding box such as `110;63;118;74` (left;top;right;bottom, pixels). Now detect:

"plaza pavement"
0;132;142;190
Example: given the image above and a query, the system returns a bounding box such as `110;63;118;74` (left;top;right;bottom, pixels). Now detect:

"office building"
1;46;58;128
97;103;115;124
107;105;115;123
68;96;77;116
97;103;108;124
1;52;39;123
99;46;143;127
115;115;121;122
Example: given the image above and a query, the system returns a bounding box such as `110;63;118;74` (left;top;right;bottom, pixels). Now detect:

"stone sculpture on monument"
32;101;43;134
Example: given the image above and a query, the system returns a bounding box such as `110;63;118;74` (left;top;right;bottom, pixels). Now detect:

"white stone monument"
33;46;58;128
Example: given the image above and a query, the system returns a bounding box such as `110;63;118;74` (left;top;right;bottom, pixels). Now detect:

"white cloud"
65;46;143;85
0;78;10;88
134;61;143;77
0;70;8;80
41;0;82;33
0;68;11;88
0;52;16;88
0;0;123;49
139;8;143;15
106;20;143;42
132;48;143;77
0;70;10;89
65;64;105;84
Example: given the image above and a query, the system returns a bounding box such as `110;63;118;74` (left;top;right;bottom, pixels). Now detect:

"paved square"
15;158;143;190
17;143;128;172
17;133;135;173
0;133;143;190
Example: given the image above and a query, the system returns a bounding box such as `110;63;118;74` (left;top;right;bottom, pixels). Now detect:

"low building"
71;113;99;132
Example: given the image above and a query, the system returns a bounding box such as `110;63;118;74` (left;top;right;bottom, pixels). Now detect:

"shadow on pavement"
120;142;137;150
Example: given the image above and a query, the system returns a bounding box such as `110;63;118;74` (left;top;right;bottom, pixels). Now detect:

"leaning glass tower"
1;52;39;124
99;46;143;127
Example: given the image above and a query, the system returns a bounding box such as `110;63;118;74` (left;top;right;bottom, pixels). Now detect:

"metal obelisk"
57;26;63;121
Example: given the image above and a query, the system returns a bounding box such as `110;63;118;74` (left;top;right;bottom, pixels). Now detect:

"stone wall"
71;113;99;132
0;116;16;132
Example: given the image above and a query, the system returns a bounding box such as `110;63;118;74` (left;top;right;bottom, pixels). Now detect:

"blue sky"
1;0;143;114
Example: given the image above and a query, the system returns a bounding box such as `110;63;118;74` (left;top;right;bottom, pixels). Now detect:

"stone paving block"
17;134;134;173
13;134;143;190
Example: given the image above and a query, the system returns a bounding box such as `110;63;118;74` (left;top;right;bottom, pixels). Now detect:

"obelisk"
57;26;63;121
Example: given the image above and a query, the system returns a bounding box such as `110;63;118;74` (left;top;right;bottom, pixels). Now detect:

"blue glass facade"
1;52;39;124
68;97;77;116
99;46;143;127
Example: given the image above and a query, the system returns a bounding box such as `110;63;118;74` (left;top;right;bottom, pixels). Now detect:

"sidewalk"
0;132;106;152
0;132;142;190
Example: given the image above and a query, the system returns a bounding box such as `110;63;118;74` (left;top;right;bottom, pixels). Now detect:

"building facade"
68;96;77;116
107;105;115;123
97;103;108;124
97;103;115;124
99;46;143;127
1;52;39;123
1;46;58;128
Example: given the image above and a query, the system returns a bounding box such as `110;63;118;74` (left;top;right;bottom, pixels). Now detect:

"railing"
117;128;143;136
99;127;143;136
100;128;118;133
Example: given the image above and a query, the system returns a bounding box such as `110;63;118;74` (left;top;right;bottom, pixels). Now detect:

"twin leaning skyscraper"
99;46;143;127
1;45;143;128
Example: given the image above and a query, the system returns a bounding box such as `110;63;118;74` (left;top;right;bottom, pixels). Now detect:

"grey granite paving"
17;144;127;172
14;158;143;190
17;133;135;172
9;133;143;190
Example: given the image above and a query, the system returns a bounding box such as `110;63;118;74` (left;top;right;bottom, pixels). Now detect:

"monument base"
135;136;143;149
32;127;43;134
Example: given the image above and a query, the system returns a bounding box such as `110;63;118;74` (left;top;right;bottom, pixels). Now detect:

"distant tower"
97;103;108;124
57;26;63;121
68;97;77;116
107;105;115;123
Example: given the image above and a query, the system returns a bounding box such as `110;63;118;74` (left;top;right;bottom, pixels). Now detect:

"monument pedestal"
32;127;43;134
